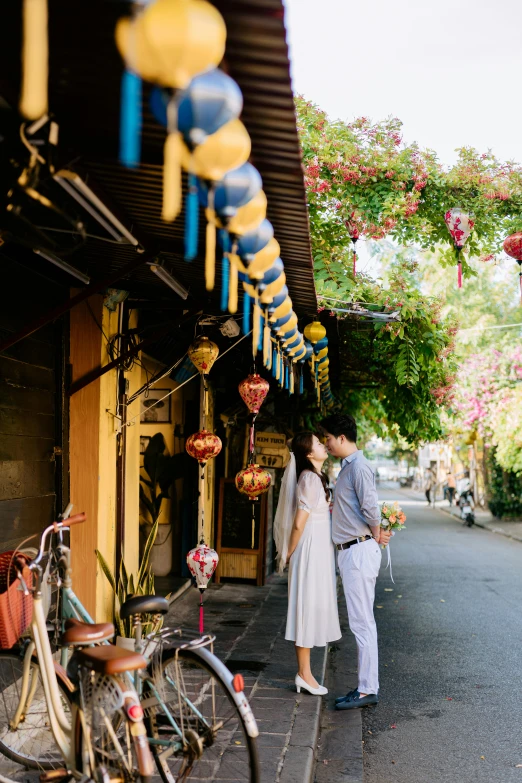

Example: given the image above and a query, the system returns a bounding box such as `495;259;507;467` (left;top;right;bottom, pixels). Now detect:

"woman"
274;432;341;696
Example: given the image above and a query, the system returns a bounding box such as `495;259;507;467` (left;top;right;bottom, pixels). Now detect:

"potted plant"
96;519;163;648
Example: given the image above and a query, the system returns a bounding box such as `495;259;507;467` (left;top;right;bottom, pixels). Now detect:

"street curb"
167;578;192;605
278;642;329;783
436;505;522;544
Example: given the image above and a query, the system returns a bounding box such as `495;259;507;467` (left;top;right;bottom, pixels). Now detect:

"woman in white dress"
274;432;341;696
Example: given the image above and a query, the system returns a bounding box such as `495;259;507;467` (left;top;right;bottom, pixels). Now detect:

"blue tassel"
220;254;229;312
284;365;289;390
119;70;142;168
272;349;278;377
299;371;304;395
280;355;284;386
258;311;263;352
243;292;251;335
184;174;200;261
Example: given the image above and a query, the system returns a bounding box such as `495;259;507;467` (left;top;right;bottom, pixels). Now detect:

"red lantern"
235;464;271;549
185;429;222;466
504;232;522;304
238;373;270;414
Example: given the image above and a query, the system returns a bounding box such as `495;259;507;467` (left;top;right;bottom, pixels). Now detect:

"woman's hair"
291;431;330;502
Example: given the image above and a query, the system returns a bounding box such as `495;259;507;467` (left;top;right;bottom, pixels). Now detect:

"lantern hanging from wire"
235;464;272;549
186;542;219;633
503;232;522;304
188;336;219;416
444;208;474;289
346;212;361;277
238;373;270;461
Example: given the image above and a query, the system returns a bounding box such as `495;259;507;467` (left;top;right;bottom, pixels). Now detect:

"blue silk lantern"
259;258;284;287
236;219;274;261
211;163;262;220
314;336;329;352
149;69;243;147
267;286;289;314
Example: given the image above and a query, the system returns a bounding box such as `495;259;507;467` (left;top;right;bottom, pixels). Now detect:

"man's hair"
320;413;357;443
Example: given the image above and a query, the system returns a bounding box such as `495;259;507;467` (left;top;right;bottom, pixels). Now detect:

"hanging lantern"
235;464;272;548
304;321;327;344
226;190;267;236
238;374;270;414
444;208;474;289
186;542;219;633
503;232;522;304
236;219;274;262
346;212;361;277
188;335;219;375
185;429;222;466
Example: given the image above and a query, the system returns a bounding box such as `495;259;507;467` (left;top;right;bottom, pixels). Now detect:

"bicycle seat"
76;644;147;675
120;595;169;619
61;618;115;646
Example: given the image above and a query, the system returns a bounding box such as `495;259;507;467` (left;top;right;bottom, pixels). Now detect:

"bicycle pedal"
39;768;71;783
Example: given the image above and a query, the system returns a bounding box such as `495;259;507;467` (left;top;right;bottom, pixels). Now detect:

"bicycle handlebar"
52;512;86;531
31;513;87;567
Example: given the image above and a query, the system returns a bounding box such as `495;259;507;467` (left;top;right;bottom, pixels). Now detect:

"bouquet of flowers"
380;501;407;535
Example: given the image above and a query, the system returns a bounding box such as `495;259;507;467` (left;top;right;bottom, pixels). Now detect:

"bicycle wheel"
0;648;72;774
145;645;259;783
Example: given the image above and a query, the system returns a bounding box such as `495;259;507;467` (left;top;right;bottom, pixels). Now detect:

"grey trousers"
338;537;382;694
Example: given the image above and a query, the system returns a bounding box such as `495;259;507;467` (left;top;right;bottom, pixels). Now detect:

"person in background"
425;468;435;506
446;471;457;506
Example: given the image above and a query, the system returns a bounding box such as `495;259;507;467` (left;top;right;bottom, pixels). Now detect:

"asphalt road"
363;486;522;783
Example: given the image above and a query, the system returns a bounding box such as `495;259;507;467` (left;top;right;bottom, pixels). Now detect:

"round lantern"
304;321;327;344
188;336;219;375
236;220;274;262
186;542;219;633
503;233;522;303
185;429;222;467
235;464;272;548
444;208;474;289
238;374;270;414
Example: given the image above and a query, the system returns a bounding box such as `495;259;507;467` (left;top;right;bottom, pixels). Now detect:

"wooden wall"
0;254;67;550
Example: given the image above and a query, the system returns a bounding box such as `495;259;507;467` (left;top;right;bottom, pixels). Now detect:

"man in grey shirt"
321;413;391;710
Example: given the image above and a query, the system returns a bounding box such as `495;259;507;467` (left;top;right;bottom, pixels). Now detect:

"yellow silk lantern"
304;321;327;344
269;295;293;322
188;336;219;375
140;0;226;88
226;190;267;236
247;239;281;281
260;273;286;304
316;347;328;361
19;0;48;120
116;16;162;82
182;119;251;181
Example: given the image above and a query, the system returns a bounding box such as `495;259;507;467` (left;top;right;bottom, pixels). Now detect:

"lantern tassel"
299;368;304;395
272;348;278;377
119;69;141;168
353;246;357;278
457;261;462;289
519;268;522;305
289;364;294;394
20;0;48;121
243;292;251;335
205;209;216;291
221;254;230;312
280;354;284;388
184;173;199;261
251;504;255;550
162;131;182;222
284;363;289;390
258;309;264;353
199;589;205;634
252;300;261;357
263;320;271;368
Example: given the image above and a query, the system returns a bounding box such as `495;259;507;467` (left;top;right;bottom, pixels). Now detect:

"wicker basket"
0;552;33;649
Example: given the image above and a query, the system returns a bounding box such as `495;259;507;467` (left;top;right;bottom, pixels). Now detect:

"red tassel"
249;425;255;456
353;249;357;277
457;262;462;289
199;590;204;634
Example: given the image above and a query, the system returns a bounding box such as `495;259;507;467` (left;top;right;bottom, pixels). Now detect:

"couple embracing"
274;413;391;710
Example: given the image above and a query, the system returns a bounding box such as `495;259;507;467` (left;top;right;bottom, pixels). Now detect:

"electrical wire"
458;322;522;334
124;330;252;428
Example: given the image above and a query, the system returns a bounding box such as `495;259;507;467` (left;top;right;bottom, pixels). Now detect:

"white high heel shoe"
295;674;328;696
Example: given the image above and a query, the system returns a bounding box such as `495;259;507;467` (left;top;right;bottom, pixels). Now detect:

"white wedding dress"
285;470;342;648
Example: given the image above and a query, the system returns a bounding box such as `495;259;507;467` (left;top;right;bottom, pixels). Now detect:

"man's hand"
378;529;392;547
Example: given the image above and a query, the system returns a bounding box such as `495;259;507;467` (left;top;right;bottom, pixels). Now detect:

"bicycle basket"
0;551;33;649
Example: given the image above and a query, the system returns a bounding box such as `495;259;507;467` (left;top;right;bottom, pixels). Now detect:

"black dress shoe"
335;688;357;705
335;689;378;710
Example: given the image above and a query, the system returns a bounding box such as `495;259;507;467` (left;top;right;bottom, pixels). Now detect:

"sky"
284;0;522;167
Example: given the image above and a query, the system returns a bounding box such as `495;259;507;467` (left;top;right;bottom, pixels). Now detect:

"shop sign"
257;453;284;468
255;431;286;449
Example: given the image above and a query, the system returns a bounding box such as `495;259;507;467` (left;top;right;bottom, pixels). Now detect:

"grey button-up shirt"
331;450;381;544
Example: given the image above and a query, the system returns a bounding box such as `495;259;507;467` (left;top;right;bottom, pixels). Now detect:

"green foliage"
95;520;162;638
487;450;522;519
140;433;175;524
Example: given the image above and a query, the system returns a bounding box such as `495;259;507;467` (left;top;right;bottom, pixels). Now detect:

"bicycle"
0;509;260;782
0;513;154;783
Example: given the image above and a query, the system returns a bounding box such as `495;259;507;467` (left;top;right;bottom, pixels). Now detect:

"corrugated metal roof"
0;0;317;315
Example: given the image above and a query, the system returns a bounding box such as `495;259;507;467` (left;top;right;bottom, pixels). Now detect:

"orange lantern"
235;464;272;548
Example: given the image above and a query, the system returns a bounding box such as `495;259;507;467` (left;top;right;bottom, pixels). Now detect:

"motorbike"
459;492;475;527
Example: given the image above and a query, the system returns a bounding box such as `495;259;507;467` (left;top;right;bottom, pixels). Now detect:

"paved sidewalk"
167;575;327;783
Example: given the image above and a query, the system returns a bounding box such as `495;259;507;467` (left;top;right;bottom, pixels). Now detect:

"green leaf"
95;549;116;592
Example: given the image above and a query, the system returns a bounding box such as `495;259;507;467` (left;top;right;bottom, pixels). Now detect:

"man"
321;413;392;710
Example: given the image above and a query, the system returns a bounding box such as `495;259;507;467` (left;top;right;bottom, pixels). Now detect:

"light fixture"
149;262;189;300
33;249;90;284
53;169;142;249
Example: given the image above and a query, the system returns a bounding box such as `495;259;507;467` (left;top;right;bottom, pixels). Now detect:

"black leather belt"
336;535;373;551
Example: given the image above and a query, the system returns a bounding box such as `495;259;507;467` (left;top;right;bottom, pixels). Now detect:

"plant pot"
116;636;136;651
141;523;173;577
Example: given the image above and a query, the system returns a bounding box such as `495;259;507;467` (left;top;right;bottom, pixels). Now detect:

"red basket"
0;552;33;649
